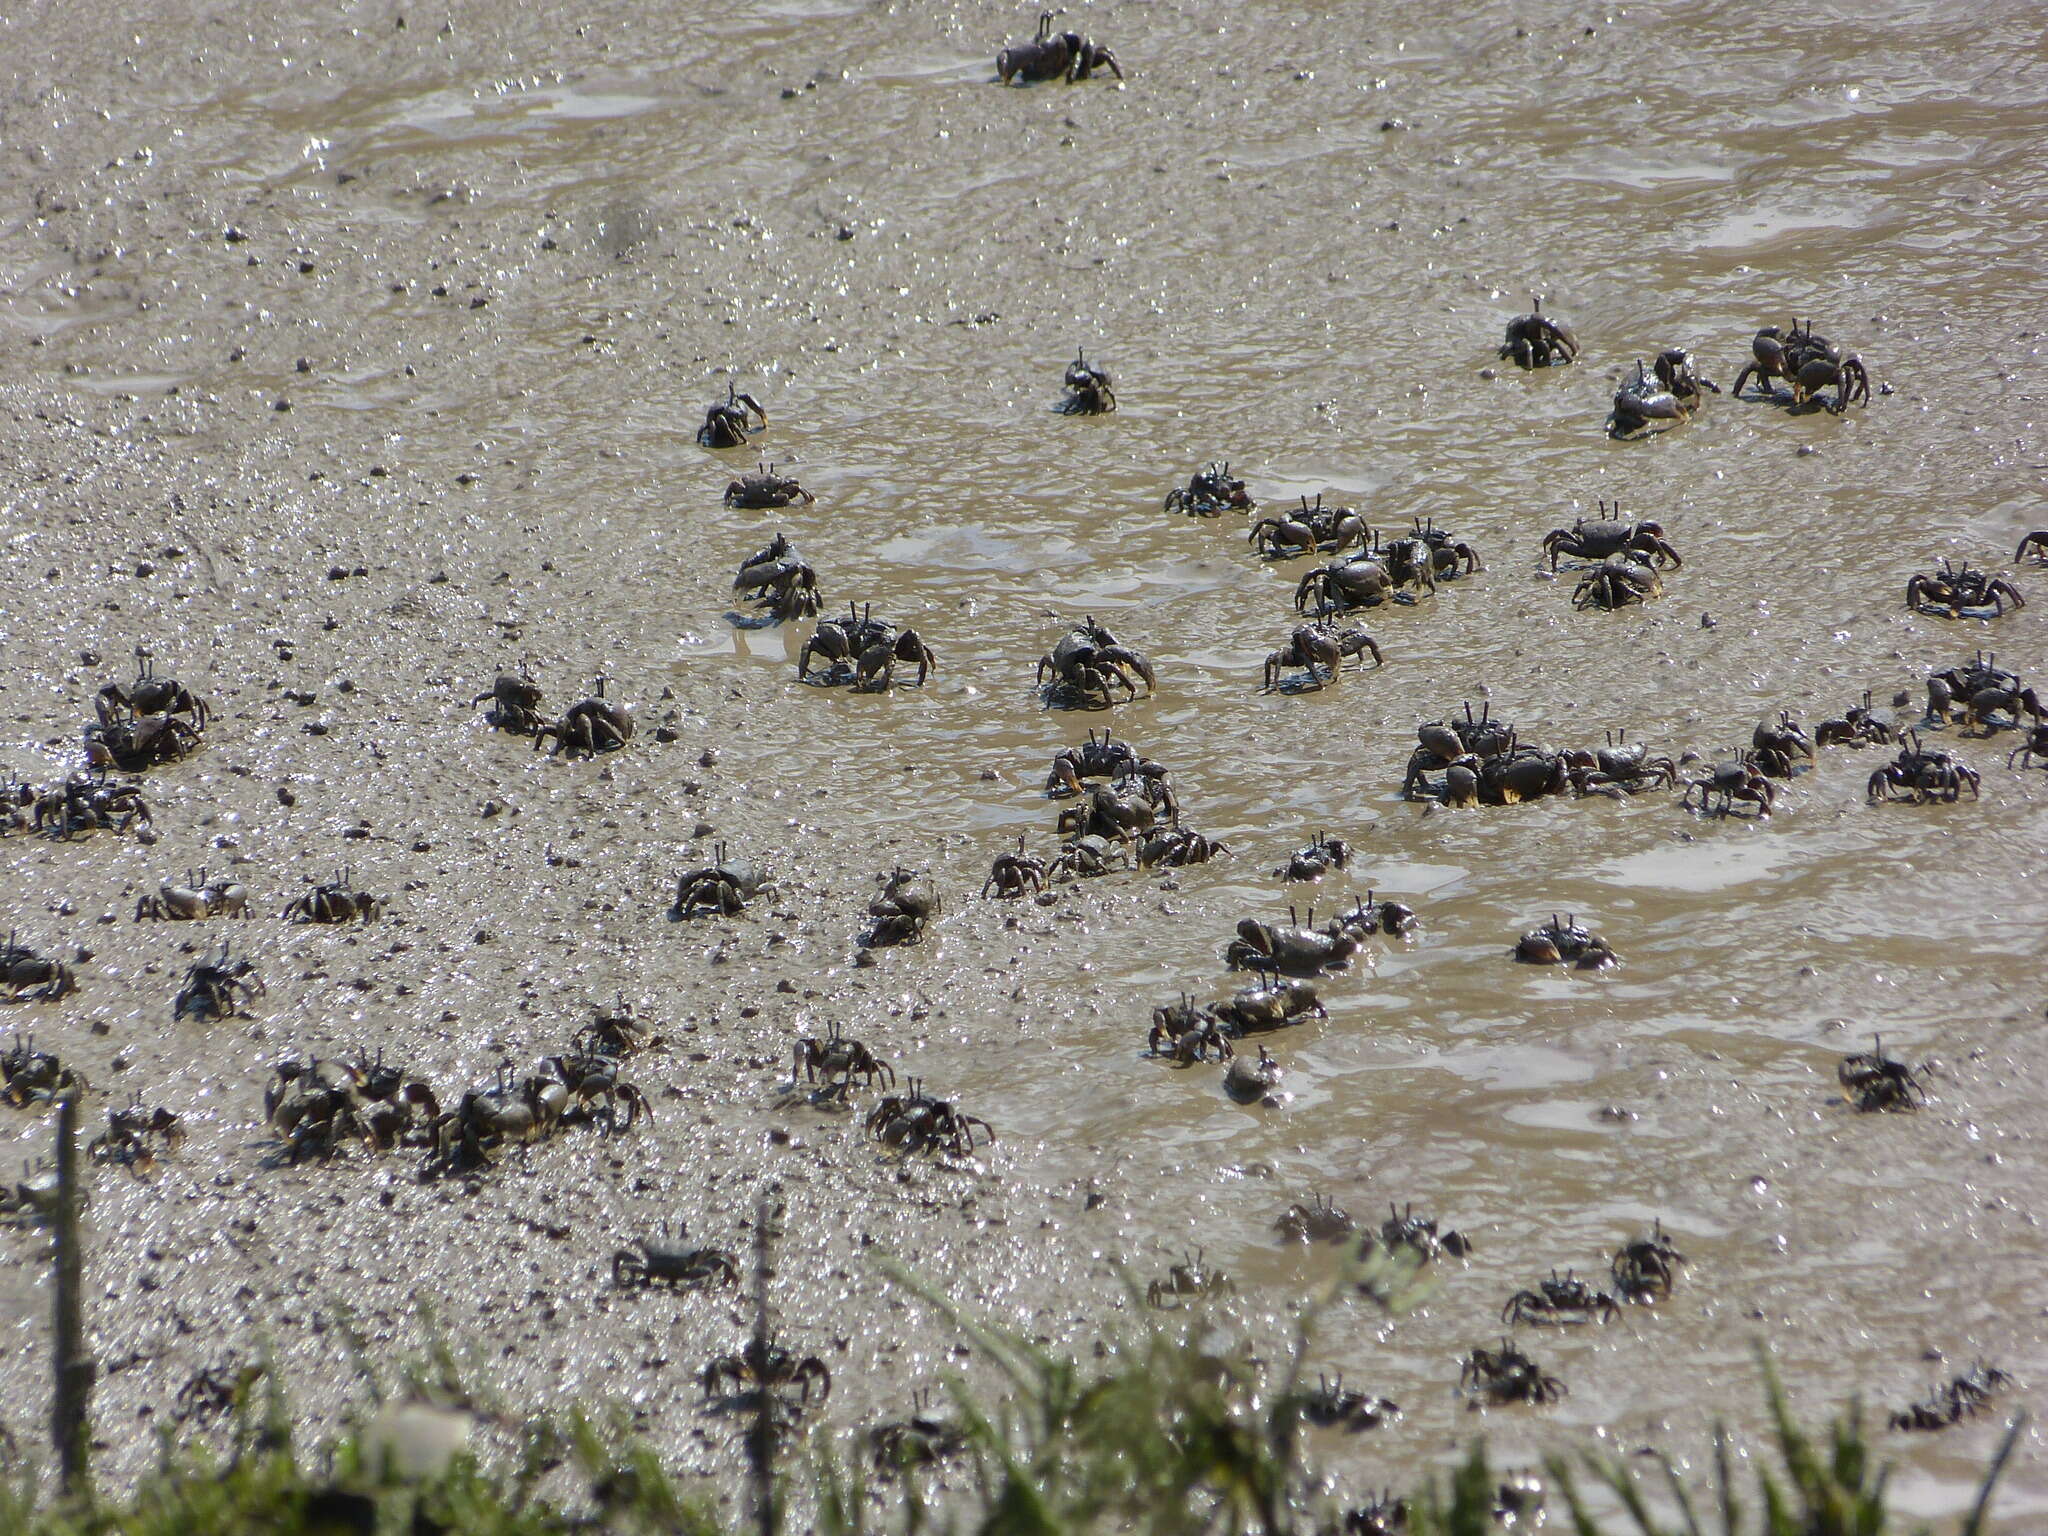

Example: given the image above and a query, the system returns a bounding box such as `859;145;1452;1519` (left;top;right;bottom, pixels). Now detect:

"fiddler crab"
1135;825;1229;868
1513;914;1617;970
1059;348;1117;414
174;943;263;1020
702;1335;831;1424
473;668;545;735
1571;552;1663;610
1866;732;1980;804
1275;1192;1355;1244
792;1023;895;1097
1460;1340;1566;1407
866;1077;993;1157
698;383;767;448
88;1094;184;1175
1731;318;1870;413
1039;618;1156;708
799;604;936;691
282;868;381;924
33;773;152;840
868;1392;971;1477
1210;976;1325;1035
1609;349;1718;438
673;843;771;918
1563;729;1680;795
1610;1219;1685;1303
1907;558;2023;619
613;1223;738;1291
1378;1202;1472;1265
1890;1363;2013;1432
1750;711;1816;779
1250;494;1368;560
137;868;248;921
1925;651;2041;734
1682;751;1776;817
732;532;821;622
1223;1044;1284;1103
866;867;941;946
97;649;210;733
1263;622;1383;693
1543;502;1681;570
1817;689;1896;749
1294;1373;1401;1432
0;1033;87;1106
1226;905;1373;976
723;461;814;510
1837;1035;1927;1112
1146;1249;1236;1309
1164;461;1253;517
1501;1270;1617;1326
982;836;1048;899
1498;296;1578;370
1045;728;1167;797
535;677;636;757
1147;998;1234;1065
1278;832;1349;881
997;10;1123;84
85;715;203;772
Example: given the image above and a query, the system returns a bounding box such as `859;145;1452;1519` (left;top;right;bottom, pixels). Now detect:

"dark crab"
1050;831;1131;880
1135;826;1229;868
1924;650;2030;728
34;773;153;840
96;649;210;733
1277;832;1349;882
1460;1341;1566;1407
1568;729;1679;794
1513;913;1617;970
1609;349;1718;438
1227;907;1367;976
792;1023;895;1096
1907;558;2023;619
1059;348;1117;414
85;715;203;772
1263;622;1383;692
174;943;264;1020
1210;976;1325;1035
1146;1249;1237;1309
1164;461;1253;517
866;1077;993;1157
998;11;1123;84
0;939;80;1006
1542;503;1681;571
2016;530;2048;565
1817;690;1896;749
673;842;771;918
1249;494;1368;560
723;461;815;510
1838;1035;1927;1112
732;532;822;621
534;679;635;757
1498;296;1578;370
0;1034;87;1106
574;995;664;1058
1378;1202;1472;1265
1039;618;1155;708
2008;722;2048;770
1410;517;1484;581
1147;1003;1234;1065
344;1048;442;1150
1866;732;1980;804
1610;1219;1686;1303
1750;710;1816;779
1501;1269;1617;1326
88;1095;183;1174
702;1335;831;1414
1293;554;1402;616
1274;1192;1356;1245
1295;1373;1401;1431
1572;553;1663;610
1731;318;1870;413
868;1393;971;1476
1045;729;1165;797
1889;1363;2013;1432
1682;752;1776;817
1223;1044;1285;1102
472;669;544;735
698;383;767;448
1057;776;1172;841
613;1225;738;1290
282;869;381;924
865;866;941;946
982;836;1048;898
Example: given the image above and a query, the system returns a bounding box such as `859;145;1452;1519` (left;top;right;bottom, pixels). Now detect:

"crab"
1924;651;2028;727
868;1394;971;1476
1263;622;1383;692
1866;732;1980;804
866;1078;993;1157
1038;618;1156;708
1542;504;1681;570
1401;703;1517;798
265;1058;368;1160
703;1335;832;1415
1226;907;1367;975
865;866;941;946
175;943;264;1020
1609;349;1718;438
1277;832;1349;882
1502;1269;1618;1326
1889;1363;2013;1432
343;1049;443;1150
424;1070;556;1172
1683;753;1776;817
175;1363;265;1425
1907;558;2023;619
1498;296;1578;369
673;843;771;918
1249;495;1368;560
1050;831;1131;880
282;869;381;924
1410;517;1484;581
613;1225;739;1290
1751;711;1816;778
792;1023;895;1096
1460;1341;1566;1407
1376;529;1442;598
698;383;767;448
1045;729;1165;797
1817;690;1895;748
1146;1249;1237;1309
1568;730;1679;794
1223;1043;1285;1102
85;715;204;772
1731;318;1870;412
34;773;153;840
575;996;663;1058
723;461;815;510
0;938;80;1005
1295;1373;1401;1431
856;626;938;692
731;532;822;621
1164;462;1253;517
472;670;545;735
981;837;1047;898
1293;554;1401;616
1444;746;1570;807
534;679;635;756
1210;977;1325;1035
0;1034;86;1106
1379;1202;1472;1264
139;869;250;923
87;1095;183;1174
998;10;1123;84
1135;826;1230;868
798;603;890;684
2008;722;2048;771
1275;1192;1355;1244
1513;913;1617;970
1338;1492;1410;1536
1610;1220;1686;1303
1147;1006;1234;1065
544;1052;651;1132
2016;531;2048;565
1838;1035;1927;1112
1058;777;1172;841
96;650;210;734
1573;552;1663;609
1059;348;1117;413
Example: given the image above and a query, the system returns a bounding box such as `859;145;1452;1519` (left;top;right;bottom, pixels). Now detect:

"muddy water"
2;0;2047;1520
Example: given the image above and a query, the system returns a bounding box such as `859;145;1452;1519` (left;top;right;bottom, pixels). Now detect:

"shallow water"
0;0;2045;1520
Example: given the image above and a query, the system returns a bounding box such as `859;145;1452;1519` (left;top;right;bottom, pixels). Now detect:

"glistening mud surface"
1;0;2046;1521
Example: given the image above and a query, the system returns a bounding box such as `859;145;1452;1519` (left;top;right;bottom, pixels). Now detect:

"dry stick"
747;1197;779;1536
51;1092;94;1499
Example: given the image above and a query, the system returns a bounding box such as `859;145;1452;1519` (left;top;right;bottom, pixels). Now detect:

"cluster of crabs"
787;1020;993;1159
473;670;639;755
